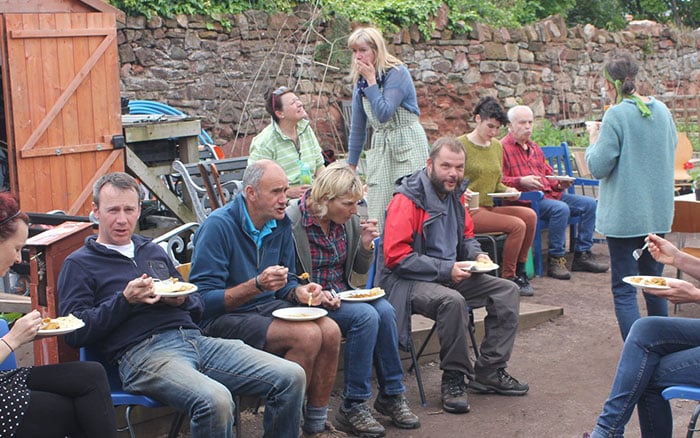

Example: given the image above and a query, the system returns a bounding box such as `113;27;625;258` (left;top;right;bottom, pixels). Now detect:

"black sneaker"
507;275;535;296
335;402;385;437
571;251;609;273
441;370;470;414
373;394;420;429
470;368;529;396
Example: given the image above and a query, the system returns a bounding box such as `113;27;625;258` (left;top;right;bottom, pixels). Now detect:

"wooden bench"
171;157;247;223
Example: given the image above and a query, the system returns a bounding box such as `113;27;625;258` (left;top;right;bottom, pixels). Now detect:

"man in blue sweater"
190;160;346;438
58;172;305;438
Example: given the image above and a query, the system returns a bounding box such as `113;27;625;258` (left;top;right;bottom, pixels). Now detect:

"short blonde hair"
308;162;364;218
348;26;402;84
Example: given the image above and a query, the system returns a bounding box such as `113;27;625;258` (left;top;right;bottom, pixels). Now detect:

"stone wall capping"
437;39;470;46
522;25;537;41
493;28;510;43
146;16;163;29
126;16;146;30
470;22;493;42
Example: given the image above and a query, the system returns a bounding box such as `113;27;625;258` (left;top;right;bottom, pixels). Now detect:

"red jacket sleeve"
384;194;424;270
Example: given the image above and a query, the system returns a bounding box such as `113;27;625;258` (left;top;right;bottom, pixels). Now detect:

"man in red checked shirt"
501;105;608;280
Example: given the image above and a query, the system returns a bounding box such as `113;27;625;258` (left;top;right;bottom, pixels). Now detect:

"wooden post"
26;222;95;365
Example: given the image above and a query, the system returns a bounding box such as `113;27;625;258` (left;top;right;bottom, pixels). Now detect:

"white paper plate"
545;175;576;182
154;281;198;297
460;261;500;273
338;289;386;302
272;307;328;321
623;275;671;290
37;319;85;336
487;192;520;198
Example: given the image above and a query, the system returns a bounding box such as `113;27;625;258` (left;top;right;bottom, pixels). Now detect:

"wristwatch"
288;287;300;304
254;275;264;292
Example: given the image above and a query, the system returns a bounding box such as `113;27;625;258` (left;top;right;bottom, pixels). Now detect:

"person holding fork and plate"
287;162;420;437
190;160;345;438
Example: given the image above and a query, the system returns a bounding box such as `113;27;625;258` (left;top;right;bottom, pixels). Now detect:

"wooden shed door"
2;12;123;215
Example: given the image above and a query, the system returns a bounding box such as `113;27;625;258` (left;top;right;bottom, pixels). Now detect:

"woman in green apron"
346;27;429;230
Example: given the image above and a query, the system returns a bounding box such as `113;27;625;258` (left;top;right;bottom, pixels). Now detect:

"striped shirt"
248;119;325;185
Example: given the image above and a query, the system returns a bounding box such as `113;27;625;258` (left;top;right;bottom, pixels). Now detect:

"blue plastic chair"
368;237;479;407
662;385;700;437
525;142;600;276
0;320;16;371
80;347;187;438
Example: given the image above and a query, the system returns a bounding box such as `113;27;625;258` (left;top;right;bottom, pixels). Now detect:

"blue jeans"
607;236;668;339
119;328;305;438
592;317;700;438
539;192;597;256
328;298;405;400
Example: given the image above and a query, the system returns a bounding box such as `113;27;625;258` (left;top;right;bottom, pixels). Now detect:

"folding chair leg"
408;338;427;407
409;323;437;373
687;402;700;438
125;405;137;438
467;309;479;359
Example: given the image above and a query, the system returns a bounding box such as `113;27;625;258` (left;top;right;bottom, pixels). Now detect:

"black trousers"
14;361;116;438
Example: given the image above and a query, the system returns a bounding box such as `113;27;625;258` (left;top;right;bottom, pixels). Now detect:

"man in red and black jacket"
378;137;528;416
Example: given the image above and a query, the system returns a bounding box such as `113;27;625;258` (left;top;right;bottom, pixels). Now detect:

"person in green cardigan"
458;96;537;296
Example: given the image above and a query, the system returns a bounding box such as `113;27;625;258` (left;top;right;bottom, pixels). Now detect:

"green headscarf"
603;68;652;118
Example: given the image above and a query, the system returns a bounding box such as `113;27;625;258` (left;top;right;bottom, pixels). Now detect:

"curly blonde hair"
307;162;364;218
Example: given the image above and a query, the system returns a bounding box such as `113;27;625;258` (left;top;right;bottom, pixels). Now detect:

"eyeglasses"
271;86;290;111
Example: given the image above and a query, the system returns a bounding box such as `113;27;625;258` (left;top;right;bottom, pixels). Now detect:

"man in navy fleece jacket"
58;172;305;438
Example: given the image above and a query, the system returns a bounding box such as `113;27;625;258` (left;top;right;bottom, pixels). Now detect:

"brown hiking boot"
335;402;385;437
441;370;470;414
548;256;571;280
373;394;420;429
572;251;609;273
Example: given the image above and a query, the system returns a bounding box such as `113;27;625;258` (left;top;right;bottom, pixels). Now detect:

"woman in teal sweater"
585;52;677;339
458;97;537;296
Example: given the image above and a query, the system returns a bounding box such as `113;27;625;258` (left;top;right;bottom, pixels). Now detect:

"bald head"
507;105;534;144
243;159;289;228
243;159;284;198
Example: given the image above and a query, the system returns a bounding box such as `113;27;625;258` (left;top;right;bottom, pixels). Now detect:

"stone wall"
117;8;700;157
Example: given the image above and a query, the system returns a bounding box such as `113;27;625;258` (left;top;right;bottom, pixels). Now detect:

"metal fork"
632;242;649;260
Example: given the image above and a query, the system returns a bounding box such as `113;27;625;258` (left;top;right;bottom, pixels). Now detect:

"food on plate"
476;259;494;268
40;314;83;331
154;278;196;294
630;276;667;287
349;287;384;299
286;312;317;318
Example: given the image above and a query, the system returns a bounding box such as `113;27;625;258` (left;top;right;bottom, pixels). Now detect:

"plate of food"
37;314;85;336
622;275;671;290
460;261;499;273
153;278;198;297
272;307;328;322
545;175;576;182
338;287;386;302
487;192;520;198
